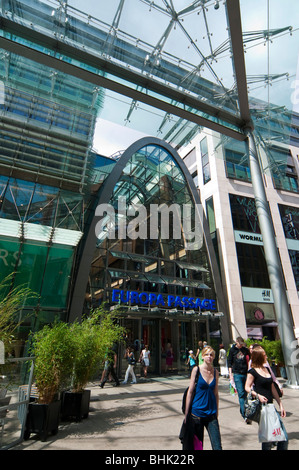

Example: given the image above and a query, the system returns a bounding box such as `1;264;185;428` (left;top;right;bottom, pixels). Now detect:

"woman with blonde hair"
245;345;288;450
182;346;222;450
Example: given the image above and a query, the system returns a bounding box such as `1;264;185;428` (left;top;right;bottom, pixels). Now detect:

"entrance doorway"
142;319;159;374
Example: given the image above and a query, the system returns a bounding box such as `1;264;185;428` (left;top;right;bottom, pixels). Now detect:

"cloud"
93;118;147;157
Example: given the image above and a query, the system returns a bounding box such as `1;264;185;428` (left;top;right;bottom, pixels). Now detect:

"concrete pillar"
247;131;299;387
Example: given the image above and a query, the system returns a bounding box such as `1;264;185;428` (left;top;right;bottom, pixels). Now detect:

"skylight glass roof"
63;0;299;145
1;0;298;150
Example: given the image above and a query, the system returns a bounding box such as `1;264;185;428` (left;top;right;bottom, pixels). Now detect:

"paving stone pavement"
11;375;299;452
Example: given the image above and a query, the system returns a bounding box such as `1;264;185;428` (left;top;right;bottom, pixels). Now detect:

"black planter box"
24;400;61;442
61;389;91;422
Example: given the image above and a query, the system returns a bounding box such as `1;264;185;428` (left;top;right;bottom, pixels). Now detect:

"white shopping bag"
258;403;287;443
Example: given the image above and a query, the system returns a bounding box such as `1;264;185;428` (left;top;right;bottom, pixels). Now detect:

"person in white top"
139;345;150;378
123;347;137;384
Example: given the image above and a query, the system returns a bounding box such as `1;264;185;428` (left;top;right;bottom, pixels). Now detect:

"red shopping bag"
193;435;203;450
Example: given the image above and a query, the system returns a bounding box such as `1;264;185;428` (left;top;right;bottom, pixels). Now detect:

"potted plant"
270;340;287;379
25;321;76;441
246;337;286;378
61;307;125;422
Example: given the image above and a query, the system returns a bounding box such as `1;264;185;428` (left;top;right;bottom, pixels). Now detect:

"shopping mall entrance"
120;316;211;377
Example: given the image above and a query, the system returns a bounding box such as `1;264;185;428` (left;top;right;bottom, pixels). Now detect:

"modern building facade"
0;0;104;348
181;105;299;347
69;137;227;374
0;0;228;366
0;0;298;382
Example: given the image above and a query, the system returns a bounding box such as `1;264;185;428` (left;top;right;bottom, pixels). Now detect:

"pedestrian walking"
196;341;204;365
139;345;150;377
248;344;283;397
165;342;174;372
181;346;222;450
100;346;120;388
227;337;250;419
186;350;197;375
245;345;288;450
123;347;137;384
218;343;228;377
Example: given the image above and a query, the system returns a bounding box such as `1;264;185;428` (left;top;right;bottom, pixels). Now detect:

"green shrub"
31;306;125;400
70;307;125;392
245;337;284;365
31;322;76;404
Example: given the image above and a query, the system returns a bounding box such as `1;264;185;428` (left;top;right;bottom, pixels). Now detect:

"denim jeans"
191;414;222;450
233;373;247;418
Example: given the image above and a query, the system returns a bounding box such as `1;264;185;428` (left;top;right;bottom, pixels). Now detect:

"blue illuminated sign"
112;289;216;311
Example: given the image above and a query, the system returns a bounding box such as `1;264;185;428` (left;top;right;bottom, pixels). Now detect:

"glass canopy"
62;0;299;145
0;0;298;149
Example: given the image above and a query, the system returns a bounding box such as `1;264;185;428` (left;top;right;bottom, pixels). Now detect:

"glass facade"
229;194;261;234
89;143;214;304
0;0;297;376
0;176;84;338
81;139;221;374
0;2;105;337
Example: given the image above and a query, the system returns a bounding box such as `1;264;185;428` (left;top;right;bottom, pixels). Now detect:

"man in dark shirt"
227;337;250;419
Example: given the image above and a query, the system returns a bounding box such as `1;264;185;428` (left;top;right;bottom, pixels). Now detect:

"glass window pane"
14;242;48;305
40;245;74;308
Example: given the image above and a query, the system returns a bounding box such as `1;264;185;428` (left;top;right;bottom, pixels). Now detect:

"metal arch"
68;136;229;340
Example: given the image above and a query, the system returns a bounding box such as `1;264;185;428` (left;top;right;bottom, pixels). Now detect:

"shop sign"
234;230;263;246
242;286;273;303
112;289;216;311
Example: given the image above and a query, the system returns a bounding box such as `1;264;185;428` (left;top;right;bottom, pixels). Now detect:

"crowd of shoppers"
99;336;289;451
180;337;288;451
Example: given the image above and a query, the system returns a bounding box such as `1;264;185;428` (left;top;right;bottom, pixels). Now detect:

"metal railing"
0;357;34;450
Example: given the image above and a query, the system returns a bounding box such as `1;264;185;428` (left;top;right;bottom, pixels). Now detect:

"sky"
93;119;147;157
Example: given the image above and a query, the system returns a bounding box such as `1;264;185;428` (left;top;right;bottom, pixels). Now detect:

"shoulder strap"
195;366;200;383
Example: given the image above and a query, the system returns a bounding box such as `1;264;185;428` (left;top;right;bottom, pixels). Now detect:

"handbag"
258;403;287;443
244;392;261;423
182;367;199;414
273;381;283;398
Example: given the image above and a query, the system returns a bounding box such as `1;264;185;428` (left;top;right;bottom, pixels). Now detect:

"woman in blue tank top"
184;346;222;450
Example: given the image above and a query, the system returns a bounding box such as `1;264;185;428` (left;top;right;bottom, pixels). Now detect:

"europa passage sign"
112;289;216;310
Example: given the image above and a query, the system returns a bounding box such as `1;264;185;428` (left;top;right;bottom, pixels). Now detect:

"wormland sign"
112;289;216;311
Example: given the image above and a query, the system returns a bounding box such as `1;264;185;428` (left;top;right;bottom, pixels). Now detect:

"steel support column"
247;131;299;387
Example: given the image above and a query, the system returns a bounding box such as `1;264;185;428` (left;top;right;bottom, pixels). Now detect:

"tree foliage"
30;305;126;401
245;337;284;365
70;307;125;392
0;273;37;351
31;321;76;404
